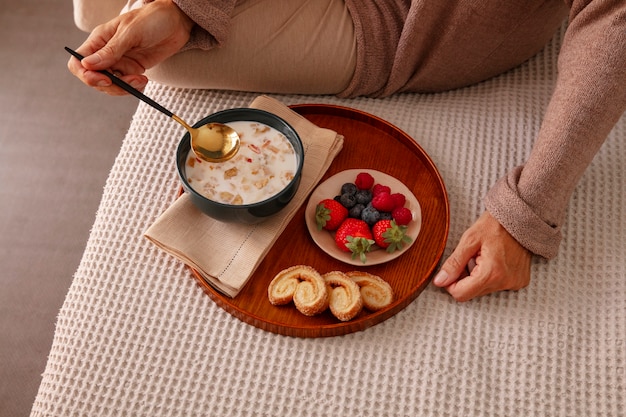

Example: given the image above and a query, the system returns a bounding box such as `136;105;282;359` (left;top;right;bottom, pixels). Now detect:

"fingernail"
468;258;477;273
433;270;448;286
129;80;144;89
96;79;110;87
82;53;102;66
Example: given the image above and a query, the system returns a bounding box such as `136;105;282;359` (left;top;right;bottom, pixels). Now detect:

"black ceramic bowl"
176;108;304;223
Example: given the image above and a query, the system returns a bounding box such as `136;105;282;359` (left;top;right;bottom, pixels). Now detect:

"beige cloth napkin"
145;96;343;297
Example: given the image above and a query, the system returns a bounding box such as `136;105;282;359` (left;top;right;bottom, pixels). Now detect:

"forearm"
485;0;626;258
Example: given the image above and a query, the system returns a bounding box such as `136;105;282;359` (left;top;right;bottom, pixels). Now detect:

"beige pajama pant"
75;0;564;96
93;0;358;94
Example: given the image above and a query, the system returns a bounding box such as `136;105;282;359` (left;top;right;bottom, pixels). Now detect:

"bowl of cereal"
176;108;304;223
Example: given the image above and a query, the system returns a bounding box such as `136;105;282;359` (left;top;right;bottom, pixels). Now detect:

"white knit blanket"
31;28;625;416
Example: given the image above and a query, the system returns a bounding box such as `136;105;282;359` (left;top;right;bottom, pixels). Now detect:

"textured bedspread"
31;27;625;416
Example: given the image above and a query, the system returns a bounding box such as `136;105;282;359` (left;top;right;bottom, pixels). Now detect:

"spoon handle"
65;46;174;118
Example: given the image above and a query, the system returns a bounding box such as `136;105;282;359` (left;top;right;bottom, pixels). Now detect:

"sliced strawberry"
315;199;348;231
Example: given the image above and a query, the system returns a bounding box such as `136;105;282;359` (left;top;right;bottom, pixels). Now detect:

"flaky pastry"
323;271;363;321
346;271;394;311
268;265;329;316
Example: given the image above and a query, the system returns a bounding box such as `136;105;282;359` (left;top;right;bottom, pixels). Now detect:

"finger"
77;53;146;89
444;251;530;302
445;276;490;302
68;53;115;89
81;20;147;74
67;55;110;87
68;30;116;87
67;55;84;80
446;257;496;301
114;74;148;92
78;39;147;92
80;44;121;71
467;257;477;273
68;56;148;95
432;237;481;288
78;20;128;71
444;252;503;302
94;74;148;96
73;21;119;67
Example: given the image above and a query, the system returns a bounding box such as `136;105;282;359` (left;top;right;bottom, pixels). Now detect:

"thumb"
80;40;127;71
80;19;140;71
432;238;479;288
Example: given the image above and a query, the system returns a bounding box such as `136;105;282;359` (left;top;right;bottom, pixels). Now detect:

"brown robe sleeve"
171;0;238;50
485;0;626;258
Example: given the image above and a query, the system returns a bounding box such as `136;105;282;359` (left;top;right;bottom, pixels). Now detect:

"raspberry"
391;206;412;225
390;192;406;208
355;172;375;190
371;191;395;212
372;184;391;196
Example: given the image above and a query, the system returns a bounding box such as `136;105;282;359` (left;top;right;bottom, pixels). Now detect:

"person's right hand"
67;0;195;95
432;211;532;301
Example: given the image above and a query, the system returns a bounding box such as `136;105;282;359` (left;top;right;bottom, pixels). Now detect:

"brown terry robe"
173;0;626;258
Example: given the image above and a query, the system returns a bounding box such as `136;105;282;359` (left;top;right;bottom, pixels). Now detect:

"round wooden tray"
190;104;450;337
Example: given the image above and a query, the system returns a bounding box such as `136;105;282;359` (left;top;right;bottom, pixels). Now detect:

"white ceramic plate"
305;169;422;266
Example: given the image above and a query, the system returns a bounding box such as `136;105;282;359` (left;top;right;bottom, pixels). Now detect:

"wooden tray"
190;104;450;337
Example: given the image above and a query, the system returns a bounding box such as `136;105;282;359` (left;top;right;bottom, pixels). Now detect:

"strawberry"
372;184;391;196
334;218;374;263
315;199;348;231
355;172;375;190
390;192;406;208
391;206;412;225
372;220;413;253
371;191;395;212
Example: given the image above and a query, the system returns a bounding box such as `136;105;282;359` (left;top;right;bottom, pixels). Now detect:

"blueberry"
334;195;342;203
341;183;358;196
349;203;365;218
361;204;380;226
339;193;357;208
355;189;372;205
380;211;393;220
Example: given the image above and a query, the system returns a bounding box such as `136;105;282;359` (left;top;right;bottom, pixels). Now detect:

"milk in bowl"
184;120;298;205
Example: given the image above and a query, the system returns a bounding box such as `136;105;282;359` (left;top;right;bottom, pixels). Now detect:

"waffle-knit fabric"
31;26;625;416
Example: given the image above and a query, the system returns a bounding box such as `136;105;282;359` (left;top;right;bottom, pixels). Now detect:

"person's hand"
67;0;194;95
433;211;532;301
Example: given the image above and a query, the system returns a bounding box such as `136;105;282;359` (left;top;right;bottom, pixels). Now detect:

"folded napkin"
145;96;343;297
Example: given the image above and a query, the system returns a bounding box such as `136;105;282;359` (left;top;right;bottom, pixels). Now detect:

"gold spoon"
65;47;240;162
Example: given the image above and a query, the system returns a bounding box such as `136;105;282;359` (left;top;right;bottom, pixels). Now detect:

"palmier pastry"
346;271;394;311
268;265;329;316
323;271;363;321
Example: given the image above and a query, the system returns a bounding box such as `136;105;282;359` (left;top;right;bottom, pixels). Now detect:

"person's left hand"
432;211;532;301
